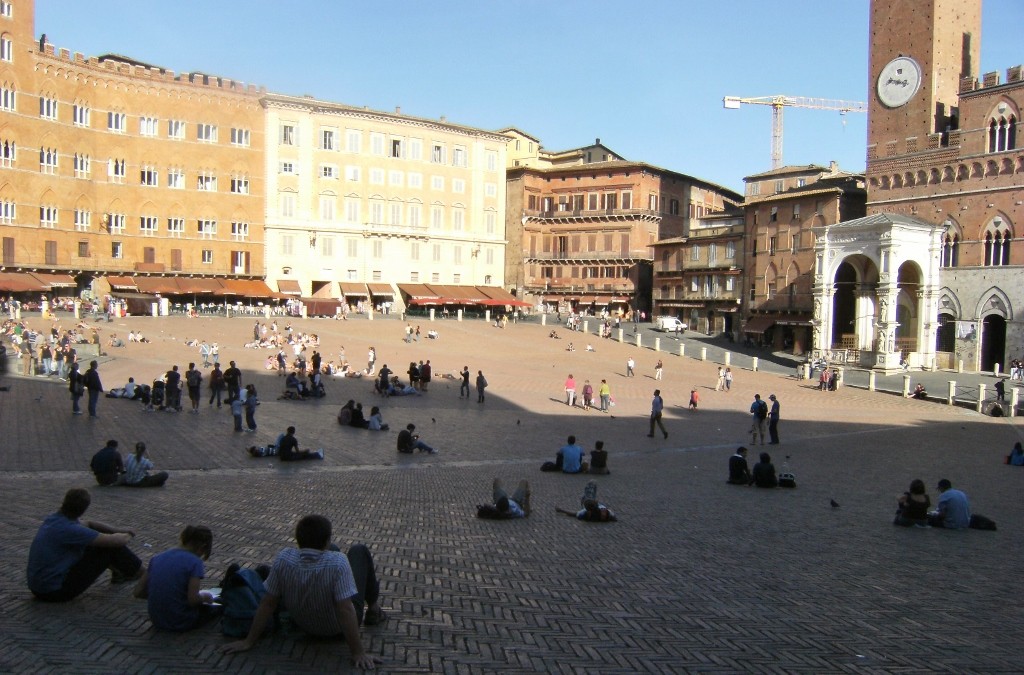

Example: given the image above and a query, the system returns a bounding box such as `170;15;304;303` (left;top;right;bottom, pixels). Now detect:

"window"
346;239;358;258
0;198;14;223
602;193;617;210
432;244;441;262
621;192;632;209
726;277;735;292
39;205;58;228
691;276;699;293
320;128;336;150
770;206;778;222
77;241;89;257
73;153;90;178
321;164;337;179
280;161;296;174
431;176;444;191
431;143;446;164
167;217;184;238
280;124;296;146
988;115;1018;153
40;147;58;174
140;165;159;187
111;242;123;259
167;119;185;139
369;200;384;224
372;241;383;258
346;129;361;153
409;138;422;161
0;83;15;111
774;179;784;193
370;133;384;156
201;249;213;264
0;3;10;17
452;209;464;231
107;213;126;234
452;146;466;167
167;168;184;189
197;173;217;191
726;241;736;259
431;206;444;228
320;236;333;257
408;172;422;189
0;34;11;62
72;103;89;126
344;198;360;223
390;202;401;225
197;123;218;143
691;245;700;261
282;235;294;255
230;176;249;195
452;179;465;194
486;150;498;171
941;233;960;268
768;236;777;256
320;196;335;221
369;168;384;185
390;138;403;158
230;128;250;147
389;170;403;186
74;209;90;232
140;116;159;136
410;271;419;282
108;111;126;132
39;95;57;120
231;222;249;241
709;243;718;264
453;247;462;264
485;211;496;234
411;242;420;260
648;194;658;211
108;158;125;182
793;203;801;220
485;183;497;198
408;203;421;227
984;222;1012;266
345;165;361;182
140;216;158;237
197;219;217;239
431;272;440;283
280;193;295;218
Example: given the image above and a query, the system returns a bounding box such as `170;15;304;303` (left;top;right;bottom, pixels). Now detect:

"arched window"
984;220;1012;266
989;115;1018;152
941;233;959;268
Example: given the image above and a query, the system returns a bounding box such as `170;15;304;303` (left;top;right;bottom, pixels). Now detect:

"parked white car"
654;316;687;332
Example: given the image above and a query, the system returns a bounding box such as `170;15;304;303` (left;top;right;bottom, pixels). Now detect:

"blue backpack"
220;566;270;638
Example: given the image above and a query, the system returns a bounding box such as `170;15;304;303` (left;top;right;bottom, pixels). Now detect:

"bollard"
868;371;876;391
635;333;642;348
977;384;986;413
429;308;435;321
947;380;956;405
902;375;911;397
835;367;844;389
367;309;373;321
1011;387;1020;418
583;320;589;334
617;328;624;343
803;363;811;380
994;363;1001;377
485;310;491;324
679;344;685;358
700;347;707;361
74;301;81;320
752;356;759;372
654;337;661;352
957;360;963;373
541;314;547;326
457;309;463;322
724;352;731;366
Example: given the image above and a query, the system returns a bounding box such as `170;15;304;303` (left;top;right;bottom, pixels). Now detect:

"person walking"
715;366;725;391
626;357;635;377
208;362;224;408
185;362;202;413
564;374;577;407
244;384;259;432
767;394;781;444
223;361;242;403
199;341;211;368
84;360;103;418
647;389;668;439
68;361;85;415
724;367;733;392
476;370;488;403
598;379;611;413
654;359;663;381
460;366;471;399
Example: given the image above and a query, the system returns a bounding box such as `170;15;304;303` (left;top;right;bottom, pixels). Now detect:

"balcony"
524;207;661;223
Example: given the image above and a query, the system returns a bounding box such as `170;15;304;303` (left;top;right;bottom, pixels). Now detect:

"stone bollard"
977;384;986;413
1011;387;1020;418
868;371;876;391
700;347;707;361
957;360;963;373
485;310;491;324
835;367;844;389
902;375;911;397
679;344;685;358
367;309;373;321
457;309;463;322
947;380;956;405
752;356;759;372
654;337;661;352
994;363;1001;377
803;363;811;380
617;328;624;343
429;308;435;321
635;333;642;348
541;314;547;326
581;320;588;333
724;352;731;366
74;301;81;320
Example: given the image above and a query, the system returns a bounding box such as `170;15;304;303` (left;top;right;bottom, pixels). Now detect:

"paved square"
1;314;1021;673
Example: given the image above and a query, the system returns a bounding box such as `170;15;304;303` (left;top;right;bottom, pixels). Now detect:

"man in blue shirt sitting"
559;435;585;474
929;478;971;529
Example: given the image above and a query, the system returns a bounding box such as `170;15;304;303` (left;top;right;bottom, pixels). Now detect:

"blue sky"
35;0;1023;193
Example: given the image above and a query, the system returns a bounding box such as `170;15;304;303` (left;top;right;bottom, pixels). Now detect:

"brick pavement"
1;314;1022;673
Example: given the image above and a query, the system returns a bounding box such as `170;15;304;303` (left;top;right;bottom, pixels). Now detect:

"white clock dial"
877;56;922;108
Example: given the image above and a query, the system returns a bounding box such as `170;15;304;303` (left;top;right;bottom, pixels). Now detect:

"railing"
524;207;661;220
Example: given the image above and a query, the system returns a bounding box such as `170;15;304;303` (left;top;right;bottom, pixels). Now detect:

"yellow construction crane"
723;95;867;169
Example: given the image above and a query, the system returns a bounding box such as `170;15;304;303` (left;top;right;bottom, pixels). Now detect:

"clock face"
877;56;922;108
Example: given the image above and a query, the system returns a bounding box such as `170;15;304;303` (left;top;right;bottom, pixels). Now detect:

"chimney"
829;160;838;174
440;115;447;122
595;137;601;145
395;106;401;114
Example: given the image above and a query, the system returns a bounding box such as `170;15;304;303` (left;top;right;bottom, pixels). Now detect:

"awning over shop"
215;279;280;297
398;283;440;301
0;272;48;292
339;282;369;297
133;277;182;294
106;276;137;291
177;278;225;294
409;297;443;306
277;279;302;295
311;282;337;299
478;287;530;307
743;315;777;334
577;296;596;304
775;317;812;326
367;283;395;298
31;273;77;289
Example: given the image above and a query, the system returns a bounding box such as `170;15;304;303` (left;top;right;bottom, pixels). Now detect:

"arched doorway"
895;261;921;352
935;313;956;352
981;314;1006;371
831;261;857;348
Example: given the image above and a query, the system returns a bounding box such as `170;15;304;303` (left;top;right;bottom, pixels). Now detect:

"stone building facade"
0;0;267;300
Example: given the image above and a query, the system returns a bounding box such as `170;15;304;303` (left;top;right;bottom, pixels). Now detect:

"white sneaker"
315;449;324;459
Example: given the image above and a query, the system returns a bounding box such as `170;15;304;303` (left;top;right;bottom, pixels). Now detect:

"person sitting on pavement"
1009;442;1024;466
222;514;386;670
90;439;124;486
588;440;610;475
276;426;324;461
337;400;356;425
893;479;931;527
133;525;221;631
751;452;778;488
349;402;369;429
476;478;531;519
558;435;585;474
397;424;436;454
26;488;143;602
910;383;927;400
122;442;169;488
728;446;753;485
928;478;971;529
556;481;617;522
366;406;389;431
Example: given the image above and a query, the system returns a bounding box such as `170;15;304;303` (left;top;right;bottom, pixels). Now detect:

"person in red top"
564;374;577;407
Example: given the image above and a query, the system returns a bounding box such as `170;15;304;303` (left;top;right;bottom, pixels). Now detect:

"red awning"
30;273;77;289
367;283;395;297
176;278;225;294
215;279;280;297
106;276;137;291
339;282;369;297
277;279;302;295
0;272;47;292
409;297;443;306
398;283;441;300
133;277;182;294
743;315;777;334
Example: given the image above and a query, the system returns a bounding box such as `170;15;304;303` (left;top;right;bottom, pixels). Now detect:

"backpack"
220;565;270;637
755;401;768;420
187;370;201;387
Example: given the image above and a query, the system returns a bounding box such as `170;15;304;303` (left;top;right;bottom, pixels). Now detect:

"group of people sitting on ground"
893;478;995;529
476;478;617;522
337;400;389;431
726;447;794;488
541;436;610;474
27;490;385;668
370;363;420;397
280;370;326;400
90;440;169;487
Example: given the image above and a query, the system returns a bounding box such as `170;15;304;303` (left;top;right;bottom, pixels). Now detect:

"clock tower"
867;0;981;154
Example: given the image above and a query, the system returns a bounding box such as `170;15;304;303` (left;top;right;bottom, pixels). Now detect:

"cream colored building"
263;94;508;309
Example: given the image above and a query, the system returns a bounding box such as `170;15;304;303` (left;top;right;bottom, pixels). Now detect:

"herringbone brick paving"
0;315;1021;673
